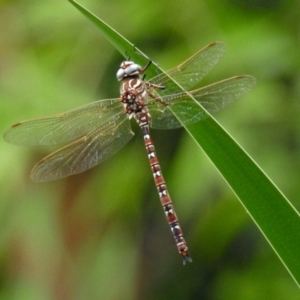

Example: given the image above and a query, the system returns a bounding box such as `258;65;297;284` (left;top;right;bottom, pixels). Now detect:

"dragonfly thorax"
116;61;143;81
121;78;148;115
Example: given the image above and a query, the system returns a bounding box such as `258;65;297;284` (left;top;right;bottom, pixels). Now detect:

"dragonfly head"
116;61;142;81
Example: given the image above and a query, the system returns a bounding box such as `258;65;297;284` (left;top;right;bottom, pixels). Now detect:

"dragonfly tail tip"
182;254;193;265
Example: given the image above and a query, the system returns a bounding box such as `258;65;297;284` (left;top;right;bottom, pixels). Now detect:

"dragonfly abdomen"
141;125;192;264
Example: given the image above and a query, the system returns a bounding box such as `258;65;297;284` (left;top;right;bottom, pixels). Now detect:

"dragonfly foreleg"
148;90;169;107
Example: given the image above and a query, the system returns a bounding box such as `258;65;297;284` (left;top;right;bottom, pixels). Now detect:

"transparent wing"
4;98;123;146
148;75;256;129
30;114;133;182
150;42;226;95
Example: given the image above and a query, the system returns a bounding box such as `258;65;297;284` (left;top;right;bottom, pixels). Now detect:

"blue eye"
116;68;125;80
125;64;142;76
116;61;142;80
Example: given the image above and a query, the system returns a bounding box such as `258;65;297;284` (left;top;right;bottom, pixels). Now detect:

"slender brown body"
141;124;191;263
118;61;192;264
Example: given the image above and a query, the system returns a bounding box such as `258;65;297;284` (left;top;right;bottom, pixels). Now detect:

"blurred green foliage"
1;0;300;299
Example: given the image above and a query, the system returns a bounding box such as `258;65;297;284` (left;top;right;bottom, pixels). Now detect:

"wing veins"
31;114;133;181
4;98;122;146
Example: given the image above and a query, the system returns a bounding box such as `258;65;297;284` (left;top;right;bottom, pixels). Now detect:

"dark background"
1;0;300;299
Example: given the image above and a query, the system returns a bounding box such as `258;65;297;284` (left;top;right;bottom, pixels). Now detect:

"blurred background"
1;0;300;299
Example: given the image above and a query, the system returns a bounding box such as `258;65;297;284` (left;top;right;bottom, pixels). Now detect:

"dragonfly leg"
147;90;169;106
141;60;152;73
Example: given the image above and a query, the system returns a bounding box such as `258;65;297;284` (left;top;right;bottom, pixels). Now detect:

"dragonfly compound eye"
116;61;143;81
116;68;125;81
124;63;142;77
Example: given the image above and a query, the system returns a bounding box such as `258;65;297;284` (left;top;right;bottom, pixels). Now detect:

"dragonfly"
4;42;256;264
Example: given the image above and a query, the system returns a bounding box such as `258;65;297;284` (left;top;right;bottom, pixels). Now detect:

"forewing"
149;75;256;129
4;98;122;146
31;114;133;182
150;42;226;95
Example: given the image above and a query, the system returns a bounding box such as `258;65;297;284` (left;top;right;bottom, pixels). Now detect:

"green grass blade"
68;0;153;66
69;0;300;285
68;0;162;72
188;119;300;284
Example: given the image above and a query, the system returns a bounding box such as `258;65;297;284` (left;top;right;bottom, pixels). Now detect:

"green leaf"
69;0;300;286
